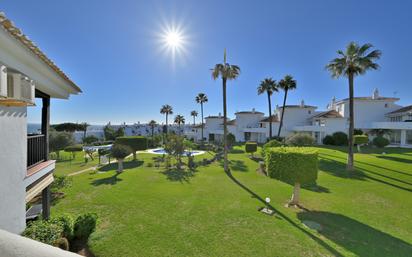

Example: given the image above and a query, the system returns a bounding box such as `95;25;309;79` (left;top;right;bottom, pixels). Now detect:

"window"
390;116;402;122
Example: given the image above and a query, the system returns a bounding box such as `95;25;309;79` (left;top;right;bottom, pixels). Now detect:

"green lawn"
53;146;412;257
54;150;99;176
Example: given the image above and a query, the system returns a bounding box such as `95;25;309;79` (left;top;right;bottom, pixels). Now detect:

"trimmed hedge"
332;132;348;146
115;136;148;159
261;139;282;159
373;136;390;148
285;133;315;146
245;141;258;155
266;147;318;185
354;135;369;145
64;144;83;152
111;144;132;159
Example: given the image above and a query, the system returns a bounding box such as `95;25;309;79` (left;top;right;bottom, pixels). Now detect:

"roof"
311;110;343;119
260;115;279;122
235;111;264;115
336;96;399;104
386;105;412;115
205;115;224;119
220;119;236;126
279;105;317;109
0;12;81;93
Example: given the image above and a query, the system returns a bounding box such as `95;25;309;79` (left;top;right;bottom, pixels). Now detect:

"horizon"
2;0;412;124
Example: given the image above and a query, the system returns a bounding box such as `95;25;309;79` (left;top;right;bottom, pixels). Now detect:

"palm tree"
148;120;157;141
190;110;198;125
326;42;381;170
174;115;185;135
277;75;297;138
258;78;278;139
195;93;208;141
81;122;89;139
160;104;173;134
211;49;240;173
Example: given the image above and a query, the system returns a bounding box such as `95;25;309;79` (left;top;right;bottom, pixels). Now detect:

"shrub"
64;144;83;160
285;133;315;146
83;135;99;145
227;133;236;149
270;136;284;142
322;135;335;145
50;214;74;239
55;237;69;250
73;213;98;240
245;141;258;157
164;134;185;167
50;175;72;193
332;132;348;146
373;136;389;148
354;129;364;135
266;147;318;206
261;139;282;158
115;136;148;160
111;144;132;159
23;220;64;245
354;135;369;145
49;152;58;160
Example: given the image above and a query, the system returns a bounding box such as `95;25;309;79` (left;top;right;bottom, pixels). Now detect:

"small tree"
245;142;258;157
266;147;318;206
111;144;132;173
373;136;390;148
227;133;236;149
354;135;369;152
115;136;148;160
49;129;74;159
164;134;185;169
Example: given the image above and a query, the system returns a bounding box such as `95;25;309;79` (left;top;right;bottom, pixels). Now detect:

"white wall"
235;113;264;141
278;107;316;137
0;106;27;234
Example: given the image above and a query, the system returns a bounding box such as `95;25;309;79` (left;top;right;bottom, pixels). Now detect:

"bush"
354;129;364;135
322;135;335;145
50;175;72;193
373;136;389;148
50;214;74;239
73;213;98;239
64;144;83;159
83;135;99;145
332;132;348;146
261;139;282;158
111;144;132;160
245;141;258;156
23;220;64;245
285;133;315;146
49;152;58;160
227;133;236;148
270;136;284;142
115;136;148;160
354;135;369;145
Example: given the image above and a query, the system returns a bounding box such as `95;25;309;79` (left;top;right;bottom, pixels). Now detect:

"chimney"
372;88;379;99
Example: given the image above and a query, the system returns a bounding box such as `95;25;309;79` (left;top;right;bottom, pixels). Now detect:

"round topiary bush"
373;136;389;148
285;133;315;146
322;135;335;145
111;144;132;172
332;132;348;146
245;141;258;157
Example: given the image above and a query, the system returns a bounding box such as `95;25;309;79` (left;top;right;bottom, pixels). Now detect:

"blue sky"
2;0;412;124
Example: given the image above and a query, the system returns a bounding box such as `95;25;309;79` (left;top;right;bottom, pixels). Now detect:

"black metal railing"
27;134;46;168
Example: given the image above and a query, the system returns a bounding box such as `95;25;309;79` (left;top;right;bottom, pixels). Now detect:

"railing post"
41;96;50;161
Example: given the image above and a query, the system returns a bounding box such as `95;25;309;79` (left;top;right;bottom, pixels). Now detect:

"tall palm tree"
258;78;278;139
277;75;297;138
195;93;208;141
81;122;89;139
211;49;240;173
190;110;198;125
174;115;185;135
148;120;157;141
160;104;173;133
326;42;381;170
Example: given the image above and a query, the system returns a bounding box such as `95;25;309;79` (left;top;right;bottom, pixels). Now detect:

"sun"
164;31;182;49
156;23;189;64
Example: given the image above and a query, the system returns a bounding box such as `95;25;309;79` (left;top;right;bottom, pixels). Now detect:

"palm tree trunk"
267;92;272;140
222;78;229;173
289;182;300;206
201;103;204;142
117;158;124;173
151;127;154;146
165;114;168;134
277;89;288;138
347;73;355;171
193;116;195;126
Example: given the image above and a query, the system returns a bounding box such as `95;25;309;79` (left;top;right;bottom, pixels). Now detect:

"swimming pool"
147;148;205;156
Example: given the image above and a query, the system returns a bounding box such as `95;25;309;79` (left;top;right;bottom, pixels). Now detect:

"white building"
0;12;81;236
186;89;412;147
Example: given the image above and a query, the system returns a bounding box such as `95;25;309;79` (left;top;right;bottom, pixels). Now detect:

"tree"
80;122;89;139
326;42;381;170
83;135;99;145
52;123;83;132
190;110;198;125
103;124;116;141
277;75;297;138
49;129;74;159
115;136;148;160
148;120;157;142
164;134;185;169
111;144;132;173
211;49;240;173
195;93;208;141
258;78;278;139
64;144;83;160
174;115;185;135
160;104;173;134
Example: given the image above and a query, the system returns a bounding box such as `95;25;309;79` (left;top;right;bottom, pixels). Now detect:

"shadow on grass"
219;160;248;172
224;171;344;257
91;173;122;186
98;160;144;172
297;211;412;257
161;169;196;183
229;149;245;154
376;155;412;164
302;184;330;193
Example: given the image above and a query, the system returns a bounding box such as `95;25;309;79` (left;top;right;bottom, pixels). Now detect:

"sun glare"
165;31;182;48
157;23;189;65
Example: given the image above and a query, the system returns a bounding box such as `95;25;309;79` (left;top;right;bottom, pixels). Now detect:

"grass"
53;146;412;257
54;150;99;176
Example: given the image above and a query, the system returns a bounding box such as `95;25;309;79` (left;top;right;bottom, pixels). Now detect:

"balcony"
293;125;327;132
27;134;47;168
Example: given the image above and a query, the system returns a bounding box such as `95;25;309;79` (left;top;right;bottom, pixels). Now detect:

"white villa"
186;89;412;147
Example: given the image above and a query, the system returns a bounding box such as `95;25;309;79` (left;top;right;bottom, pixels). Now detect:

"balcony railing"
27;134;46;168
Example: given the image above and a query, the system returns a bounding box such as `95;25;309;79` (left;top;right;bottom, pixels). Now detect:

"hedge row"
115;136;148;151
245;141;258;154
265;147;318;185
